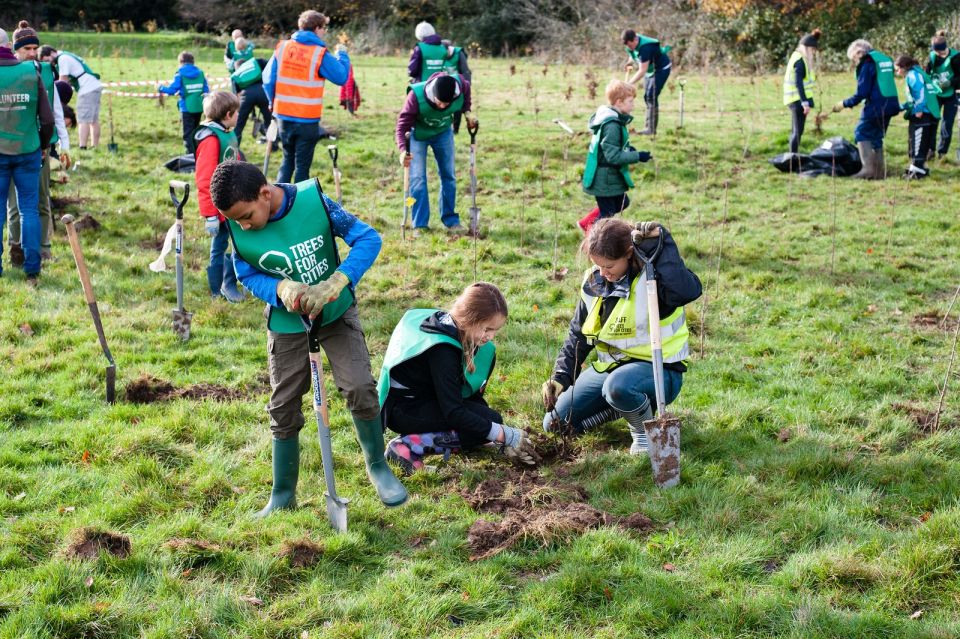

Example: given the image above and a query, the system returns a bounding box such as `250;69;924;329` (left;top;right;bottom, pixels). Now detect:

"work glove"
335;44;347;54
542;379;564;411
832;101;844;113
299;271;350;318
399;150;411;168
276;280;310;313
498;426;541;466
636;151;652;162
939;80;951;91
635;221;661;240
59;151;72;170
204;217;220;236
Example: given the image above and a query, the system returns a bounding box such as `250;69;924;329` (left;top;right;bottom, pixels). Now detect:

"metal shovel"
301;317;349;531
169;180;193;341
262;120;278;177
633;225;682;488
466;119;480;236
328;145;342;204
62;214;117;403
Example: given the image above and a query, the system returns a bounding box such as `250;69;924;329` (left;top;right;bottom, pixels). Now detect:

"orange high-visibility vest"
273;39;326;119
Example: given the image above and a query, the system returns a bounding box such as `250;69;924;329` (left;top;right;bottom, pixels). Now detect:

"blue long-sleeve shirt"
158;64;209;113
904;66;934;116
233;183;381;305
263;30;350;123
842;56;900;120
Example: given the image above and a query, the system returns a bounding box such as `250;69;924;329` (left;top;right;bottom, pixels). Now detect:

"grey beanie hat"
415;21;436;41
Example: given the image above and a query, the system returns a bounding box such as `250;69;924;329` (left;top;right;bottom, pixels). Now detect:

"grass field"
2;30;960;638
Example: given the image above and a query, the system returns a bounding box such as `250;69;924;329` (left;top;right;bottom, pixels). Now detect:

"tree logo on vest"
258;251;294;278
607;314;634;337
223;146;239;161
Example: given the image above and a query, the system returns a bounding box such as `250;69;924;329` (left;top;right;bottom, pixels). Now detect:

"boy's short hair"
39;44;56;60
235;37;248;50
179;51;194;65
621;29;637;45
210;161;267;212
203;90;240;122
298;10;329;32
605;79;636;105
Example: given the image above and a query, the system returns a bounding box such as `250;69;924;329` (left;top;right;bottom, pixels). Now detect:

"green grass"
2;32;960;637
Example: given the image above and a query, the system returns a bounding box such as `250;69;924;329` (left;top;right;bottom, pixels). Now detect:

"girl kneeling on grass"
541;219;701;455
378;282;540;473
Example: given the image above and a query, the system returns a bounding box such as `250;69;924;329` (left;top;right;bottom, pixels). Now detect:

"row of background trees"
3;0;959;71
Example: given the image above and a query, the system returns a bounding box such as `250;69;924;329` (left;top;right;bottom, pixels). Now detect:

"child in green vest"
208;160;408;515
578;80;651;232
194;91;245;302
926;30;960;158
159;51;209;155
379;282;539;474
895;55;941;179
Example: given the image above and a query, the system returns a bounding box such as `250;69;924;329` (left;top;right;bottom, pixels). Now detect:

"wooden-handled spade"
328;145;342;205
632;224;682;488
169;180;193;341
62;214;116;403
401;131;412;240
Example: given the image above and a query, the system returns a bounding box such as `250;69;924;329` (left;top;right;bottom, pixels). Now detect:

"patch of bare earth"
65;527;131;559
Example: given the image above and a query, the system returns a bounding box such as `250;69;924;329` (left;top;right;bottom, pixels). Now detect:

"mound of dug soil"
65;527;131;559
463;467;655;561
279;538;324;568
125;374;243;403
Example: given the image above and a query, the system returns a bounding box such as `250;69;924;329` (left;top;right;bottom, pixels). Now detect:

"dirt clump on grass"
892;402;943;433
125;374;243;403
911;311;958;332
463;468;655;560
65;527;131;559
279;538;324;568
73;214;101;232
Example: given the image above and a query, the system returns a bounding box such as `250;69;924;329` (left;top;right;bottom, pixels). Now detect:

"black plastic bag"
164;154;195;174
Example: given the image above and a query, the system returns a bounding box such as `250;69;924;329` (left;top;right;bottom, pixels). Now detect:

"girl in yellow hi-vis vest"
782;29;820;153
542;219;701;455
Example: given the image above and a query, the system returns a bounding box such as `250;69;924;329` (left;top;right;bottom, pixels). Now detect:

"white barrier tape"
102;77;230;87
106;81;230;98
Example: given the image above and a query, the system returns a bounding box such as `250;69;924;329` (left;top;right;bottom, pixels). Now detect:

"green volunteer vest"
417;42;449;81
929;49;959;98
59;52;99;92
38;62;57;146
227;179;354;333
625;35;670;77
442;46;462;74
409;76;464;141
579;268;689;372
908;67;942;119
231;58;262;90
183;69;206;114
193;122;241;162
582;112;634;190
377;308;496;406
865;50;899;99
0;63;41;155
782;50;816;105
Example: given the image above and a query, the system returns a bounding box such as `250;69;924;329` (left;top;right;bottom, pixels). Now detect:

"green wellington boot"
253;437;299;518
353;416;408;507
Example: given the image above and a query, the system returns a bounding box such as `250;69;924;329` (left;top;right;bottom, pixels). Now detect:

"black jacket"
383;311;497;435
551;227;702;388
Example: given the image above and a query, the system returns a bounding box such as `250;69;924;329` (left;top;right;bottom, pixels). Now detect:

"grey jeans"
266;304;380;439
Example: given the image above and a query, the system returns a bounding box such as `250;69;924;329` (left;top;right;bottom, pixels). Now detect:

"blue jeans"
0;149;43;276
207;221;238;293
854;112;892;148
277;119;321;184
644;67;671;106
409;127;459;229
542;360;683;434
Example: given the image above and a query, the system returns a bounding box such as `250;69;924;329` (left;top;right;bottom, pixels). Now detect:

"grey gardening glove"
636;151;652;162
499;425;541;466
542;379;563;411
204;217;220;236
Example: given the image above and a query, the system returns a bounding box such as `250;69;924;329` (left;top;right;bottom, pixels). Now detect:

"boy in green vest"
195;91;245;302
159;51;209;155
209;160;408;516
578;80;651;232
